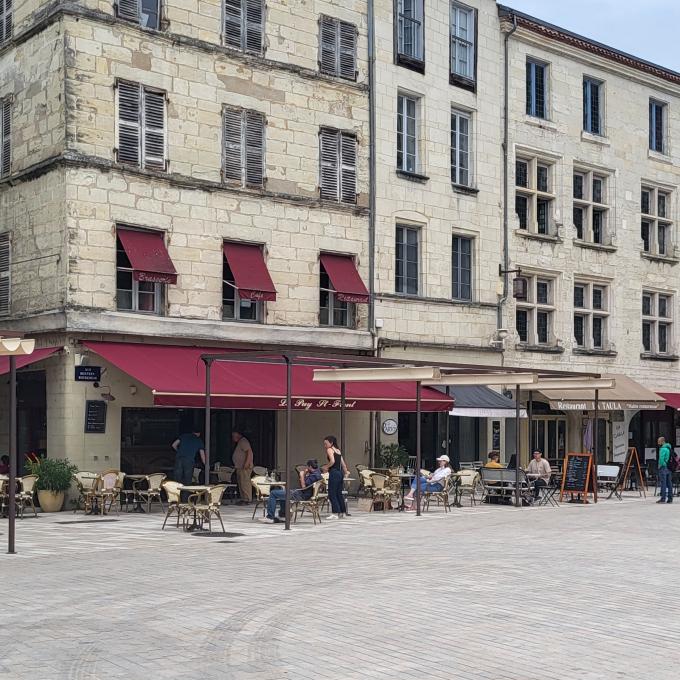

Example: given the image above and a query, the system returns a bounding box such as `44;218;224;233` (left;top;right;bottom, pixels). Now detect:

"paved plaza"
1;495;678;680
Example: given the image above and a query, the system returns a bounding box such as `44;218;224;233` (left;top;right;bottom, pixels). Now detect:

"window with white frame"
319;16;357;80
641;185;673;257
320;263;355;328
450;109;471;186
526;59;548;119
222;107;265;187
515;156;555;235
397;94;419;174
116;235;164;314
117;0;161;30
319;128;357;204
515;275;555;346
642;290;673;355
396;0;424;65
649;99;667;154
0;0;12;45
395;224;419;295
573;281;609;350
0;98;10;178
452;235;472;301
583;77;602;135
223;257;262;322
224;0;264;54
0;231;9;316
573;169;609;244
450;2;475;82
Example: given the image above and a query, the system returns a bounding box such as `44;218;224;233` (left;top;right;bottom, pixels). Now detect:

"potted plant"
25;455;78;513
377;443;409;471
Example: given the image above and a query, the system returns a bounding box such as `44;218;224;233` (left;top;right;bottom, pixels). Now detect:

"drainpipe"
367;0;377;341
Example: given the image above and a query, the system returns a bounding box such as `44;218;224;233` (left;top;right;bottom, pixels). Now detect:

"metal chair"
250;476;271;519
191;485;228;533
73;471;99;513
134;473;167;512
422;474;455;513
293;480;326;525
368;473;396;511
161;481;190;529
454;470;481;506
88;470;120;515
16;475;38;518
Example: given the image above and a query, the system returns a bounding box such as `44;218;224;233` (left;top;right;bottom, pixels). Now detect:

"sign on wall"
382;419;398;435
84;400;107;434
75;366;102;382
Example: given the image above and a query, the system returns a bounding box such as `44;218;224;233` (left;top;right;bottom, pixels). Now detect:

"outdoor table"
125;474;147;513
396;473;415;511
177;485;212;531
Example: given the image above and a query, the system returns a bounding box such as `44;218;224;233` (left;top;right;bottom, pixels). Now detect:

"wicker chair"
116;471;135;511
358;469;375;497
368;473;396;511
134;473;167;513
422;474;455;513
293;480;325;525
16;474;38;518
0;477;8;516
252;466;268;477
161;480;189;529
251;475;271;519
454;470;481;506
191;484;228;533
88;470;120;515
73;472;99;513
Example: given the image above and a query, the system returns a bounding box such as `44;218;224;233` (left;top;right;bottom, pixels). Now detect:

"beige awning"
539;374;666;411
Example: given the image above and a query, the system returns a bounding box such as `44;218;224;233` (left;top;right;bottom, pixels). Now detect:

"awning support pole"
8;354;17;555
284;356;292;530
527;390;533;459
445;386;452;469
415;381;422;517
593;388;599;503
340;382;346;454
515;383;521;508
203;358;212;486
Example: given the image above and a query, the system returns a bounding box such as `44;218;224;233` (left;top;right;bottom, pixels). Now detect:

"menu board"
85;400;107;434
560;452;593;500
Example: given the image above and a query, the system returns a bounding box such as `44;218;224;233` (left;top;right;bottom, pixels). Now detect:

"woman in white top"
404;455;452;507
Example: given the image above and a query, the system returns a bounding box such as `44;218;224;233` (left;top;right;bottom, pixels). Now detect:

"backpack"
668;451;679;473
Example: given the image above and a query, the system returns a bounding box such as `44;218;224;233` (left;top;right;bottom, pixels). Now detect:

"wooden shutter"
0;232;9;316
244;0;263;54
223;107;243;182
339;133;357;204
319;16;338;76
224;0;243;49
142;88;166;169
319;128;339;201
1;99;10;177
338;21;357;80
117;81;141;166
244;110;265;187
0;0;12;44
117;0;140;22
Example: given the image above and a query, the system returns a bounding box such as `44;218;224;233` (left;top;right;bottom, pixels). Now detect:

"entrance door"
531;417;566;467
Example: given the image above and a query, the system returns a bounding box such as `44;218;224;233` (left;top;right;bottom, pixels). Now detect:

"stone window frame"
395;223;420;296
450;108;472;188
642;289;674;356
451;233;473;302
397;92;421;175
318;127;357;204
395;0;425;73
649;98;667;155
641;184;674;258
514;154;556;236
318;15;358;81
223;0;265;56
449;2;476;90
582;76;603;135
526;58;549;120
319;257;356;329
573;280;610;351
116;0;162;30
222;106;266;188
515;273;557;347
0;0;12;46
573;167;610;245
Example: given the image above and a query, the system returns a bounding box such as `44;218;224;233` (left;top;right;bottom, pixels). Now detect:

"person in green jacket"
657;436;673;504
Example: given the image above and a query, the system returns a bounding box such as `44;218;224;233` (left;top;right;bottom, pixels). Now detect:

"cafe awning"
223;242;277;301
320;253;369;304
0;347;60;375
443;384;527;418
539;374;666;411
82;341;452;412
118;228;177;284
657;393;680;410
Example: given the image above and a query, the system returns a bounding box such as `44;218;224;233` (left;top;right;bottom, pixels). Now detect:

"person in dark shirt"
0;455;9;475
171;431;205;485
260;459;322;524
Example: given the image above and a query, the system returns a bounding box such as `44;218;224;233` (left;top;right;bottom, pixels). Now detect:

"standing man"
232;429;254;505
657;436;673;504
171;430;205;486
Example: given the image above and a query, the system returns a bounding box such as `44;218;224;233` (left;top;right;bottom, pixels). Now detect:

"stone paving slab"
1;494;678;679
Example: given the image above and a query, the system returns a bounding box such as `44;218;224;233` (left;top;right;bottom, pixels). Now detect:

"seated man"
525;450;552;501
484;451;503;468
259;459;322;524
403;455;452;508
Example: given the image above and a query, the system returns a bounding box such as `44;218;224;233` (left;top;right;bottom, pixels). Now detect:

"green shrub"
25;456;78;492
377;443;409;469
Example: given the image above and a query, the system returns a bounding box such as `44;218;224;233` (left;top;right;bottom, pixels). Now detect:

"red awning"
0;347;60;375
82;341;452;412
118;228;177;284
320;253;369;304
658;393;679;409
223;243;277;302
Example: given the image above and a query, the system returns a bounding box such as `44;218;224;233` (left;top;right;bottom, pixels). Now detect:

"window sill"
396;169;430;184
378;292;497;309
221;318;263;325
395;53;425;74
516;343;565;354
452;183;479;196
641;252;680;265
573;239;617;253
640;352;679;362
524;115;557;132
449;73;476;92
648;149;672;164
514;229;562;244
581;131;610;146
573;348;617;357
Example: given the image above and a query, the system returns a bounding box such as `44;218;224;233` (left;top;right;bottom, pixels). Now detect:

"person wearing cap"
260;459;323;524
404;455;452;508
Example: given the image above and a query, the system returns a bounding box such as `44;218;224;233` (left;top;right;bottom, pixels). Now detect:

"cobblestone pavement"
1;495;678;680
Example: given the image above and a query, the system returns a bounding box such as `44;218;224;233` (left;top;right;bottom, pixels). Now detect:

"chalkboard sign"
560;452;594;501
85;400;107;434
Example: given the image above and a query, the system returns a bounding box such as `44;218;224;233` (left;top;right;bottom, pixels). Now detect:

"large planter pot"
37;490;65;513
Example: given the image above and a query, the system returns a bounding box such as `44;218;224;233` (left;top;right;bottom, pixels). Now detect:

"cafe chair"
422;475;455;513
252;466;268;477
88;470;120;515
192;484;228;533
293;480;325;525
358;469;375;497
251;475;271;519
134;473;167;513
368;473;395;511
73;471;98;513
161;481;189;530
16;475;38;518
454;470;481;507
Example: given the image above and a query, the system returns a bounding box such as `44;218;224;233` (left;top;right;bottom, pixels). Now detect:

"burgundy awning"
223;243;277;302
320;253;369;303
0;347;60;375
117;228;177;284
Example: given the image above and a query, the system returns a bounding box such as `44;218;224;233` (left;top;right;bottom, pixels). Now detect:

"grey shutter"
117;81;141;166
1;99;10;177
339;133;356;204
319;16;338;76
0;232;9;316
142;88;166;169
338;21;357;80
117;0;140;22
223;107;243;182
244;0;263;54
244;110;265;187
224;0;243;49
0;0;12;44
319;128;339;201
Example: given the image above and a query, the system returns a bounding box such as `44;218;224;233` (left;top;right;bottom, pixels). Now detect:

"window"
222;107;265;187
320;263;354;328
642;290;673;355
450;2;475;82
223;257;262;322
572;169;610;244
117;0;161;30
450;109;471;186
452;235;472;301
319;16;357;80
641;185;673;257
0;0;12;45
116;81;166;170
649;99;666;153
582;78;602;135
116;235;163;314
224;0;264;54
397;0;424;66
397;94;419;174
515;156;555;235
526;59;547;119
319;128;357;204
515;275;555;345
0;232;9;316
0;99;9;177
395;225;419;295
573;282;609;350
